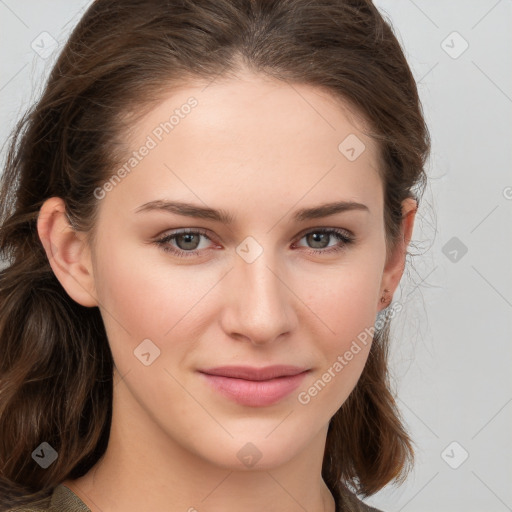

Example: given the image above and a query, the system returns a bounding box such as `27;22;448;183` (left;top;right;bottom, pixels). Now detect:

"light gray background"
1;1;511;511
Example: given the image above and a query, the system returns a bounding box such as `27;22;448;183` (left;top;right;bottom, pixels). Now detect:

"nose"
219;245;297;346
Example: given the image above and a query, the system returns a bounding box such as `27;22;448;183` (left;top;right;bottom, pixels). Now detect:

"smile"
198;365;310;407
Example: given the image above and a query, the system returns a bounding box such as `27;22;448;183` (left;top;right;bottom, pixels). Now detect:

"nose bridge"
223;235;295;344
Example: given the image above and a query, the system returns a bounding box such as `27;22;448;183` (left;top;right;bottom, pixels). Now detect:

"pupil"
309;232;328;248
179;234;198;249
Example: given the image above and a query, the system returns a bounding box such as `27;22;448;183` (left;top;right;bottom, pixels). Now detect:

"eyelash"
154;227;355;259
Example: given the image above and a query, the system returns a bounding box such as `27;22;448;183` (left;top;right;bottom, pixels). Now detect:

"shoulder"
359;503;385;512
338;491;385;512
50;484;91;512
352;499;384;512
7;484;91;512
350;499;385;512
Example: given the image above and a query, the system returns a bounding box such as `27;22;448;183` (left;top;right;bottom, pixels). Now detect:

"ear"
37;197;98;307
377;197;417;311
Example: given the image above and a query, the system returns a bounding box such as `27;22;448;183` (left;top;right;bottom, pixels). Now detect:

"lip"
198;365;310;407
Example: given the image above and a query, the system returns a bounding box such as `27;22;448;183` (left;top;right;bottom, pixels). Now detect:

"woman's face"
51;71;413;471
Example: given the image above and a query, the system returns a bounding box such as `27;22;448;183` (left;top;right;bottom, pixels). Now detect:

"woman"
0;0;430;511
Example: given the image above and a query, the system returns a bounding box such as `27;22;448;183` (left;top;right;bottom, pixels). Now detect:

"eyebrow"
134;199;369;223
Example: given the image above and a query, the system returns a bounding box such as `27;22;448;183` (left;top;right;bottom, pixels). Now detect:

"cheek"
91;236;222;361
93;245;165;334
297;256;382;339
296;280;376;418
293;258;381;399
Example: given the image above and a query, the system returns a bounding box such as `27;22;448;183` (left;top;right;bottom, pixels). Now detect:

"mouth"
198;365;310;407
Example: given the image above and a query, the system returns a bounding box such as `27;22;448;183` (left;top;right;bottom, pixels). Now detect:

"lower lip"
199;371;309;407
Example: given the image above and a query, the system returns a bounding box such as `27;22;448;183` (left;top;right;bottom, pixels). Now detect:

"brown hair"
0;0;430;509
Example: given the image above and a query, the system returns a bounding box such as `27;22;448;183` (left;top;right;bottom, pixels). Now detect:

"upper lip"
199;365;309;381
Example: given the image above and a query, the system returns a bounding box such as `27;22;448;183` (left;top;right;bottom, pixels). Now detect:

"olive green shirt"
8;485;91;512
11;483;383;512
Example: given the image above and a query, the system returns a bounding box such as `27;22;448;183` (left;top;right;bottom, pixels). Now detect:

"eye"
154;228;214;258
153;227;355;258
293;228;355;256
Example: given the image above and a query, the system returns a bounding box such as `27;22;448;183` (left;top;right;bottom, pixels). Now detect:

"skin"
38;70;416;512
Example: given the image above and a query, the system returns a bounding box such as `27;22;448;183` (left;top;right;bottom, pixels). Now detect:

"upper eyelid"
294;225;354;239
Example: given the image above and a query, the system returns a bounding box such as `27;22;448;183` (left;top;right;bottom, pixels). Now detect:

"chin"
189;428;314;472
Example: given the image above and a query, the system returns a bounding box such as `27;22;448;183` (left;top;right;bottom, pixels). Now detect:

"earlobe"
37;197;98;307
378;197;417;311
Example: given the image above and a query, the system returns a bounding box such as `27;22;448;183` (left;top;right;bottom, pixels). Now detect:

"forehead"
102;73;383;223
